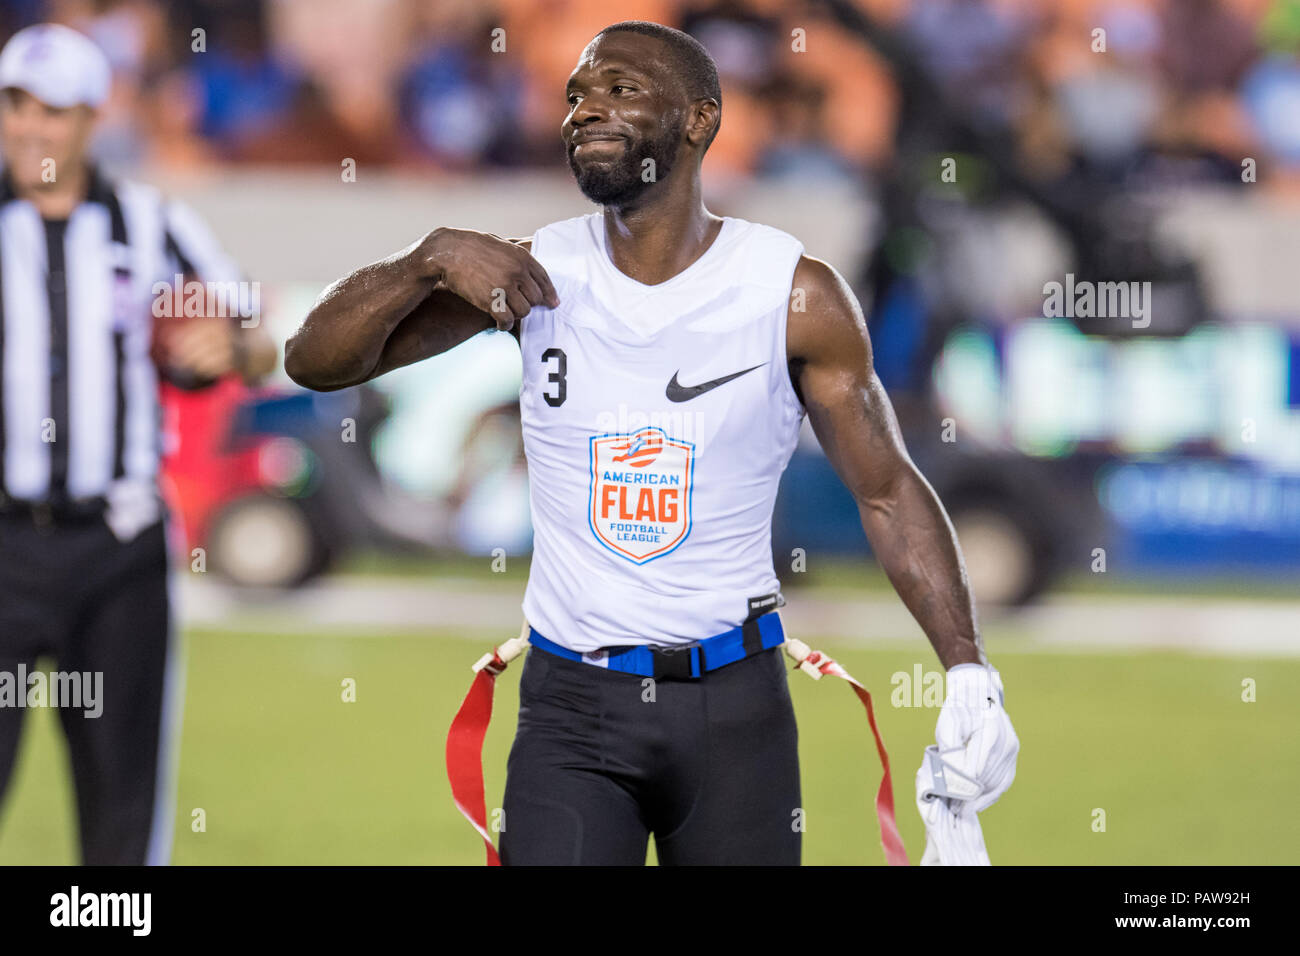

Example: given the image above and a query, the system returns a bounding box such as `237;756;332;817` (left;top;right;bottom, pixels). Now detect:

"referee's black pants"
0;512;176;865
500;643;801;865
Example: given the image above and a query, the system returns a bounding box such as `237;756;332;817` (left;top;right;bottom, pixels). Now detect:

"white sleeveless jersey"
519;213;806;653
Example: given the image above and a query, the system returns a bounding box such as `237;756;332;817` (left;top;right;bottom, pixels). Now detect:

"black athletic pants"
0;511;175;865
500;642;801;865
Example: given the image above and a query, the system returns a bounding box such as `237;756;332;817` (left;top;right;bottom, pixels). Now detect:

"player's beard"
568;114;684;208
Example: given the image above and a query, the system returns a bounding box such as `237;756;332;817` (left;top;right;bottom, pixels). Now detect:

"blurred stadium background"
1;0;1299;864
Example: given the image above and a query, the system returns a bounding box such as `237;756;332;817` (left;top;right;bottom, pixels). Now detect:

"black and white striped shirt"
0;165;241;538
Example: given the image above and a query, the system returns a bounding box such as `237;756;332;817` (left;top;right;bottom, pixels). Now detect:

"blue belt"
527;611;786;680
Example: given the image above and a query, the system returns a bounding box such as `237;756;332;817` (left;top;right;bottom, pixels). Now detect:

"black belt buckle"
32;500;64;536
652;645;699;681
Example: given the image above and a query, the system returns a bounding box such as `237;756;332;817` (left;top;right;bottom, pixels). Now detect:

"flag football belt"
0;492;109;524
525;611;786;680
446;614;910;867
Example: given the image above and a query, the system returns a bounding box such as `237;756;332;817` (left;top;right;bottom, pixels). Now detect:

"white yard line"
176;576;1300;658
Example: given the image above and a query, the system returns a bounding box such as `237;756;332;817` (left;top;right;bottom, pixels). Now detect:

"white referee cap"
0;23;111;110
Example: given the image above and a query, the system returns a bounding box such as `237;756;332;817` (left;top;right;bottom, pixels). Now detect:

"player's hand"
932;663;1019;812
421;228;559;331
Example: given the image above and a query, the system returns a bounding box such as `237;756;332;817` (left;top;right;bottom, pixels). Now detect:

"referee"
0;24;274;864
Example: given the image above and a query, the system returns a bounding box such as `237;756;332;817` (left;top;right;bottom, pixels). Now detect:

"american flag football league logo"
588;426;695;564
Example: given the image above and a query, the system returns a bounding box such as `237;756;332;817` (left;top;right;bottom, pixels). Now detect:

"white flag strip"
916;745;991;866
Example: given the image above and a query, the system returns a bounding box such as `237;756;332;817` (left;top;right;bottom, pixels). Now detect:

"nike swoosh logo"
665;363;767;402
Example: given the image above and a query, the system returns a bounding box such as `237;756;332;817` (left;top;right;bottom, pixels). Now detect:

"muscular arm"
787;255;984;669
284;231;554;391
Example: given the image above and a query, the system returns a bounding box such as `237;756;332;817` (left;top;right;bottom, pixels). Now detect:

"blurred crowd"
3;0;1300;191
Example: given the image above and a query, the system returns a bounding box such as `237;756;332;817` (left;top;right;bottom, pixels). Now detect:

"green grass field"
1;625;1295;865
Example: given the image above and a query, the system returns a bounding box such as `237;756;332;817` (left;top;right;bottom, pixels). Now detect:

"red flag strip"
782;637;911;866
445;634;530;866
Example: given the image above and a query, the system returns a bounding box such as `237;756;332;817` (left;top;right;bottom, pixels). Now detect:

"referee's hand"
157;317;238;381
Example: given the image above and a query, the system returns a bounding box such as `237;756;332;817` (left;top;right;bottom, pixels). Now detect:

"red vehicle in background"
159;379;273;573
158;377;461;589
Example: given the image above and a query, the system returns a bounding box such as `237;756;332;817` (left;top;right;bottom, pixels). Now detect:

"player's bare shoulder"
786;254;873;372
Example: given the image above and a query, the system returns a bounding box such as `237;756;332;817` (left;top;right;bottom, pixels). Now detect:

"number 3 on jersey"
541;347;567;407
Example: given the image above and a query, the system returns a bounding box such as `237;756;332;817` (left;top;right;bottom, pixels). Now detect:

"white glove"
933;663;1019;813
